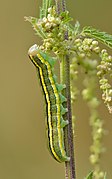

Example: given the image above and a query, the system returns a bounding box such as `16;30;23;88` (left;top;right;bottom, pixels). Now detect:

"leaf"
84;171;93;179
40;0;52;18
25;16;46;39
60;11;73;24
104;173;107;179
82;26;112;49
24;16;38;25
74;21;80;35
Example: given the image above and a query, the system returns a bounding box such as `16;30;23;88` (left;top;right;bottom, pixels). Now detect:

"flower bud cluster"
70;57;79;104
74;38;100;59
26;7;75;55
97;49;112;113
82;74;105;179
35;7;73;54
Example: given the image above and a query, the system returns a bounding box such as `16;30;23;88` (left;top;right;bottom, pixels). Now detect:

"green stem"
60;55;76;179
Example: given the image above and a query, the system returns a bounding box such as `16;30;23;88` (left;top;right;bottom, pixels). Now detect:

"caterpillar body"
28;44;70;162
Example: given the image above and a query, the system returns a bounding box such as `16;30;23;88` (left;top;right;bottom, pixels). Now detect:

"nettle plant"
25;0;112;179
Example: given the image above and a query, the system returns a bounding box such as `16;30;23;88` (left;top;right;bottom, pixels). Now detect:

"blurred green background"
0;0;112;178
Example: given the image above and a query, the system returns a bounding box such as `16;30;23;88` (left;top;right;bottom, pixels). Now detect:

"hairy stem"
62;0;66;12
54;0;61;14
60;55;76;179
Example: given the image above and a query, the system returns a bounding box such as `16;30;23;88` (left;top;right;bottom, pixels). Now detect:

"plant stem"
55;0;76;178
60;55;76;179
62;0;66;11
54;0;61;14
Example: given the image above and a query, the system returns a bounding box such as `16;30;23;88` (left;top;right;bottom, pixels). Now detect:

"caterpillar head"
28;44;38;56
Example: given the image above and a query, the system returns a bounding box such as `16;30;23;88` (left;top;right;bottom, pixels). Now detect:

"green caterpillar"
28;44;70;162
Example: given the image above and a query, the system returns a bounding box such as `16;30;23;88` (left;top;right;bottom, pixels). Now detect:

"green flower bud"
83;38;93;45
74;38;82;44
48;16;55;23
45;42;52;48
55;17;61;24
93;46;100;53
43;17;47;23
78;53;85;58
83;45;90;51
90;154;98;164
45;22;52;29
48;7;51;12
92;40;99;46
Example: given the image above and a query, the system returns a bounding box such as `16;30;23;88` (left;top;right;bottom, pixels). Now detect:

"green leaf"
24;16;38;25
82;26;112;49
25;16;46;39
104;173;107;179
60;11;73;24
40;0;52;18
84;171;93;179
74;21;80;35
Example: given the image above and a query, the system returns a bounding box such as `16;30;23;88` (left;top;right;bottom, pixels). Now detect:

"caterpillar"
28;44;70;162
